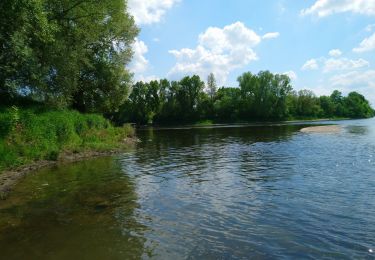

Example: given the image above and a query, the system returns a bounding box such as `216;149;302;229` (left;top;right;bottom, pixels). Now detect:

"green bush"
0;107;135;172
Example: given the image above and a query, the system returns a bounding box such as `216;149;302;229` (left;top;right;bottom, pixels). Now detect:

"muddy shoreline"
0;138;138;199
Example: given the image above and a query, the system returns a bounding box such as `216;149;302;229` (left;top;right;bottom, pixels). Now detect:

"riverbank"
0;106;138;198
0;141;138;199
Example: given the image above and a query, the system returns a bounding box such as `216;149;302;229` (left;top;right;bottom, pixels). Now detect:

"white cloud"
365;24;375;32
330;70;375;86
302;59;319;70
330;70;375;104
353;32;375;53
323;58;369;72
301;0;375;17
262;32;280;40
283;70;297;81
137;75;160;83
328;49;342;57
302;56;369;73
128;0;180;25
168;22;265;84
129;39;149;76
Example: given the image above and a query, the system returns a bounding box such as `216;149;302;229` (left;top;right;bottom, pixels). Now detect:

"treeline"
0;0;138;113
1;1;373;126
115;71;374;125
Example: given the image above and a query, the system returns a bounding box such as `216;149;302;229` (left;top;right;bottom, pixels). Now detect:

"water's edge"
0;119;340;199
0;139;138;199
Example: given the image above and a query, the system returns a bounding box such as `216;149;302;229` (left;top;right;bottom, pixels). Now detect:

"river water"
0;119;374;259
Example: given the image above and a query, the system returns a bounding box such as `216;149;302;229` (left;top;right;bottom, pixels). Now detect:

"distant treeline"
1;2;373;126
115;71;375;125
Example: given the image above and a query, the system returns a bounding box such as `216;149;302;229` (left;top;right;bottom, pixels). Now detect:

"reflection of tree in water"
0;157;149;259
346;125;369;135
133;125;299;175
129;125;299;190
138;125;299;149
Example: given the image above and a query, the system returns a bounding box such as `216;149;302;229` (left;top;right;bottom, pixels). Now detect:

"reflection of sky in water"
0;119;374;259
118;118;375;259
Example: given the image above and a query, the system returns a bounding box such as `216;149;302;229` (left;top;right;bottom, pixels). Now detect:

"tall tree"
207;73;217;101
0;0;139;113
0;0;55;97
344;92;374;118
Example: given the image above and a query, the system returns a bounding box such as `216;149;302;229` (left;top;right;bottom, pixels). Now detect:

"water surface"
0;119;374;259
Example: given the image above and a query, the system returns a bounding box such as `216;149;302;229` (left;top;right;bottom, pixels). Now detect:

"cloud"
262;32;280;40
283;70;297;81
302;56;369;73
323;58;369;72
302;59;319;70
168;22;265;84
329;70;375;104
137;75;160;83
365;24;375;32
328;49;342;57
330;70;375;86
301;0;375;17
129;39;149;76
353;32;375;53
128;0;180;25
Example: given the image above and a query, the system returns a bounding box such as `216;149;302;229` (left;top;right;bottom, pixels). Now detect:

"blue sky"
128;0;375;104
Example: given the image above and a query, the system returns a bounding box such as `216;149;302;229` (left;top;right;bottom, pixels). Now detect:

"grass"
0;106;135;172
193;120;214;126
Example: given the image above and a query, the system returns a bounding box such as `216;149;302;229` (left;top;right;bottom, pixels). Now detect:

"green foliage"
207;73;217;101
238;71;292;120
116;71;374;125
0;0;138;113
0;107;134;171
345;92;374;118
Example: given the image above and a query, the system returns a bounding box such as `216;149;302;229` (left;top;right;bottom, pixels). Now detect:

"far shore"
138;118;351;130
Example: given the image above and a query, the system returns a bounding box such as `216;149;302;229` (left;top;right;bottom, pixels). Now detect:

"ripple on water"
0;120;374;259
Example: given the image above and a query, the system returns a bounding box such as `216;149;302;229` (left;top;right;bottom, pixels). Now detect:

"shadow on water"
346;125;369;135
0;119;374;259
139;124;301;146
0;157;150;260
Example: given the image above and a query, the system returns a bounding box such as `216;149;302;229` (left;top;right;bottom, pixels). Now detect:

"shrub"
0;108;135;171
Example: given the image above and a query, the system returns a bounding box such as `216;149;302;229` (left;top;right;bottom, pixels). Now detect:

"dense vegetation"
0;0;138;113
115;72;375;125
0;1;373;172
0;99;134;171
0;0;138;171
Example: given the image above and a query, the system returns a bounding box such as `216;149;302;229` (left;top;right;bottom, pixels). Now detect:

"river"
0;119;374;259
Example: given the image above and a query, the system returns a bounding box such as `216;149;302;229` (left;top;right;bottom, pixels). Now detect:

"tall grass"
0;107;134;171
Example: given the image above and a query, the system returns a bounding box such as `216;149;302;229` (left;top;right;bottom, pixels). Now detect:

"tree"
296;90;321;117
0;0;139;113
214;87;241;121
0;0;55;97
207;73;217;101
330;90;346;116
319;96;335;117
114;73;374;125
176;75;205;121
237;71;292;120
344;92;374;118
